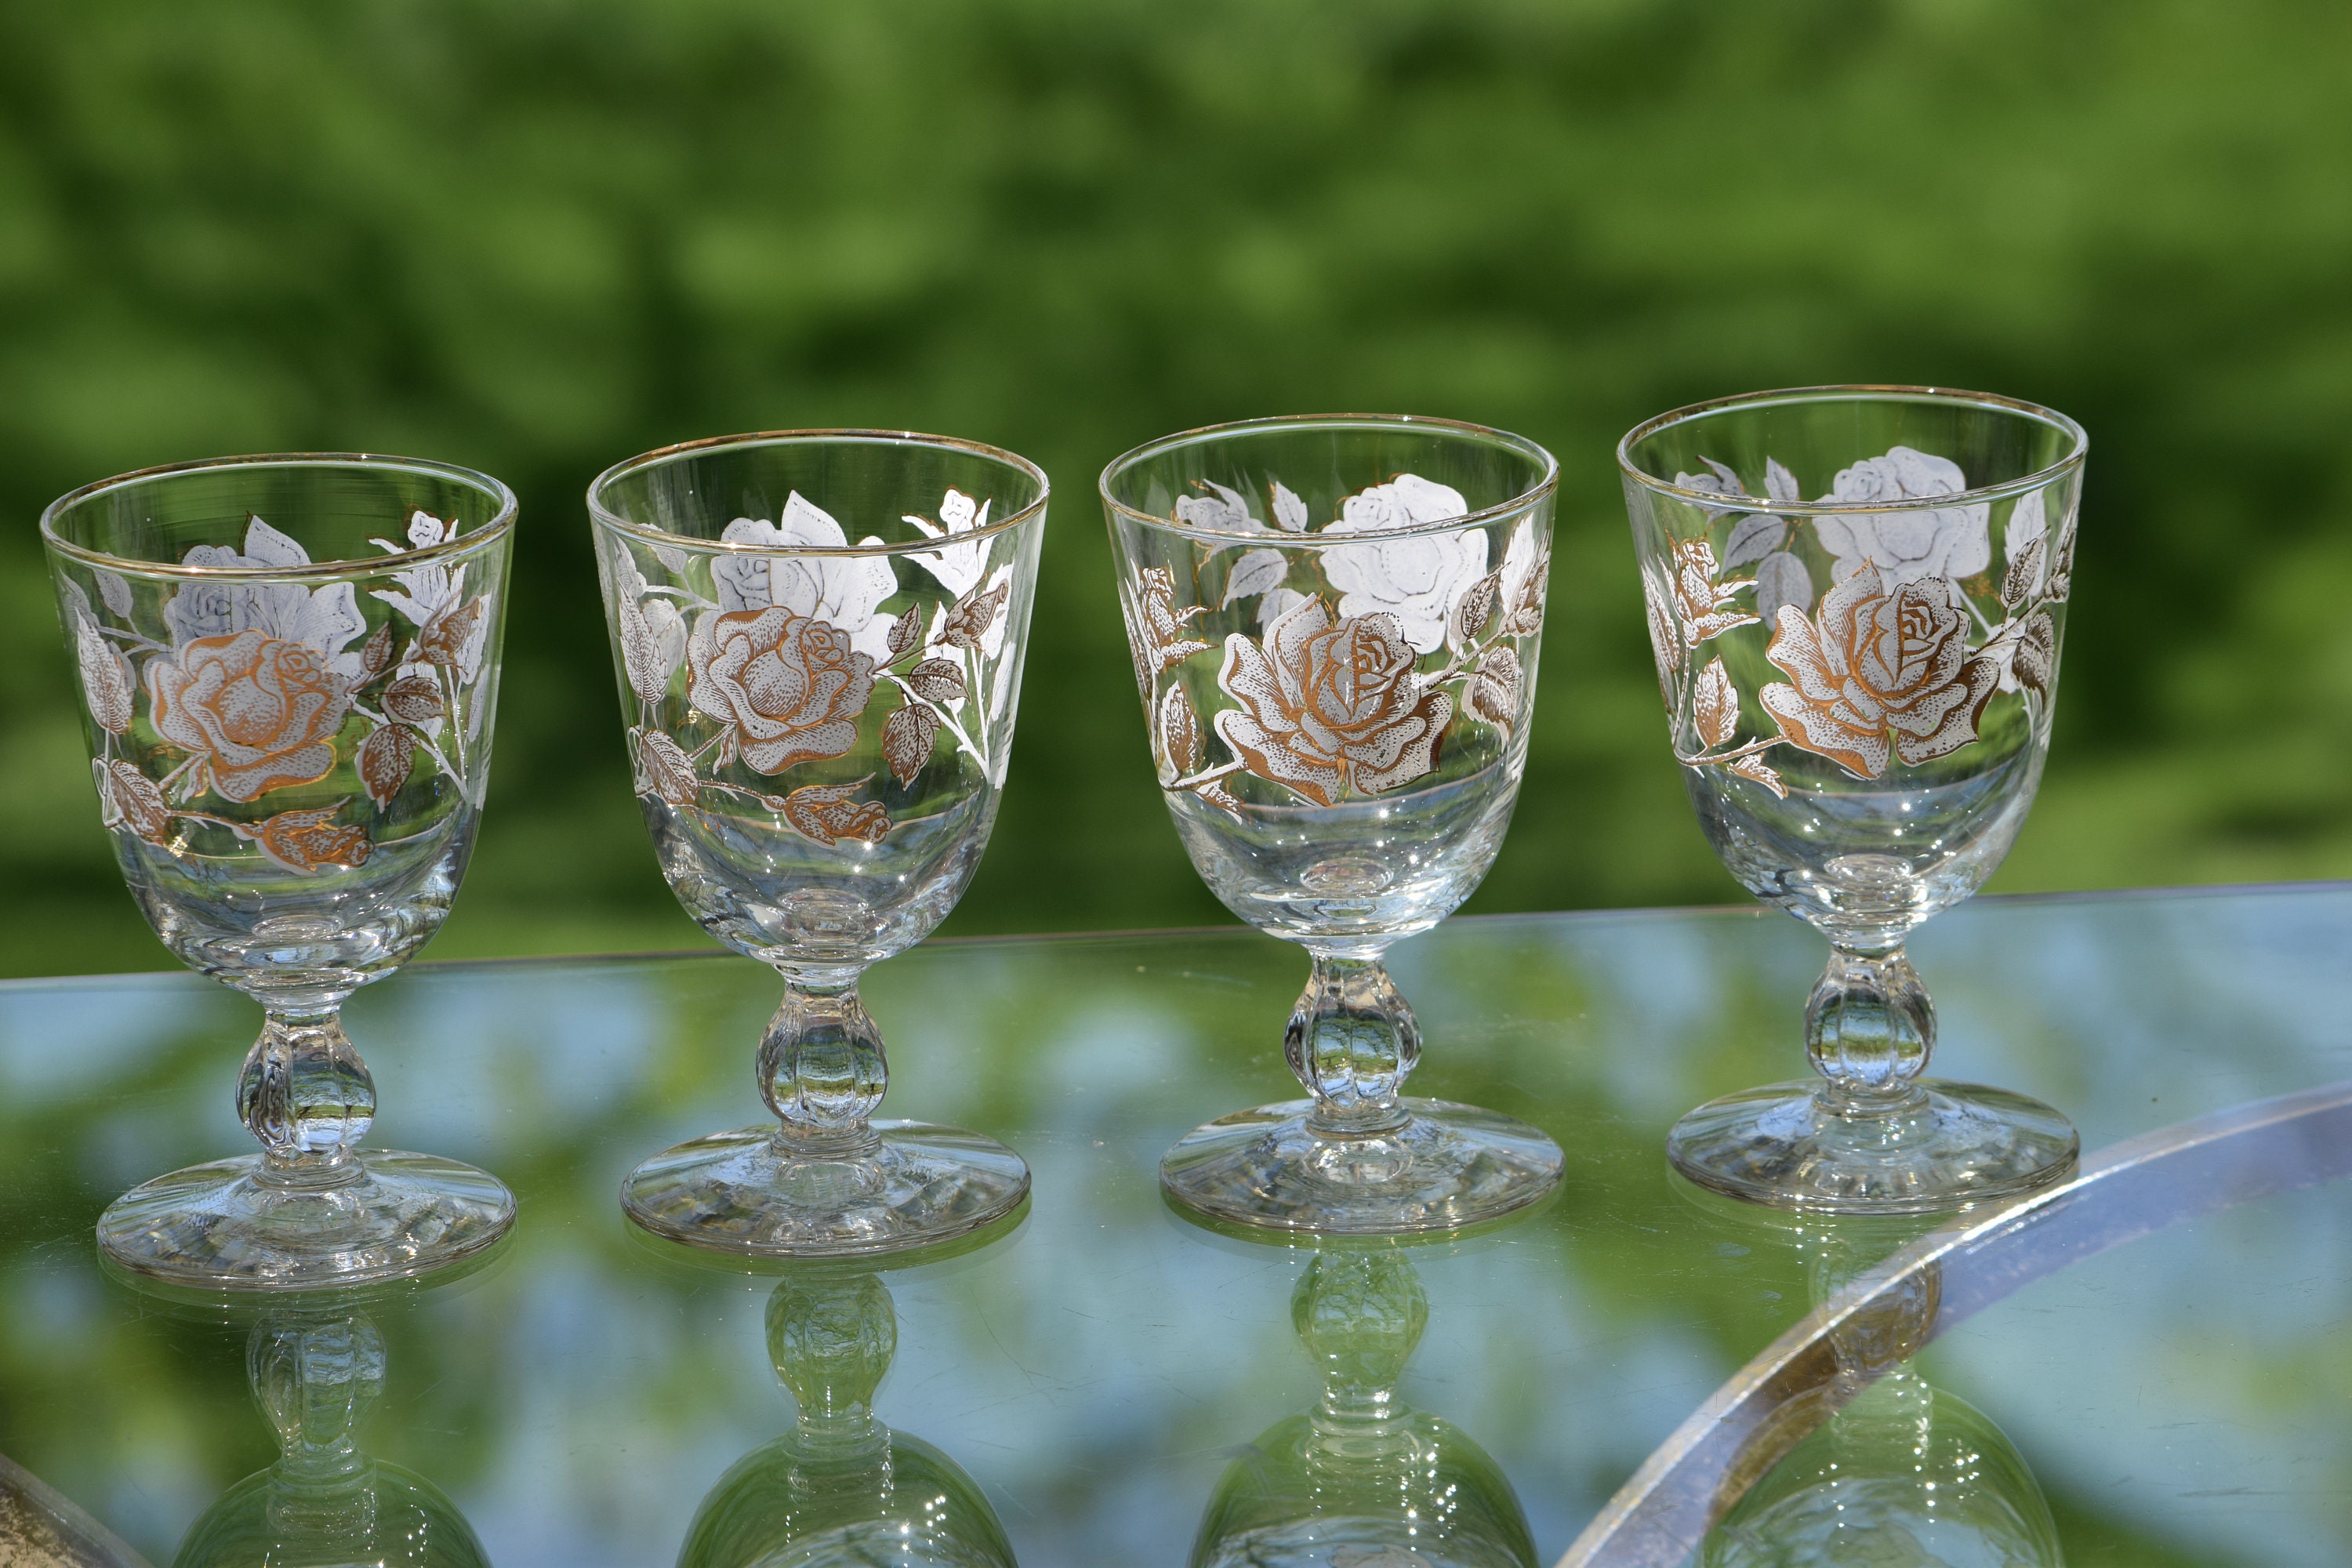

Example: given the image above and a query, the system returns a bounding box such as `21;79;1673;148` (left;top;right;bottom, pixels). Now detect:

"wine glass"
1620;385;2085;1211
42;454;517;1289
1102;414;1563;1234
590;430;1044;1257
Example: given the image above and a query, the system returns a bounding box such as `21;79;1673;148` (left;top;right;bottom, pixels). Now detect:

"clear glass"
1691;1200;2063;1567
1103;415;1564;1232
590;430;1045;1257
1621;385;2085;1210
1189;1241;1539;1568
41;454;517;1288
168;1300;493;1568
678;1254;1021;1568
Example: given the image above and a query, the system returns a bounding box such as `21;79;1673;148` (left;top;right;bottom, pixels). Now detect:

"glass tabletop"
3;884;2350;1567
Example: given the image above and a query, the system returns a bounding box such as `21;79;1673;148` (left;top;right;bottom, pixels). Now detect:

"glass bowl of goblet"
1102;414;1563;1234
42;453;518;1288
590;430;1045;1258
1621;384;2086;1211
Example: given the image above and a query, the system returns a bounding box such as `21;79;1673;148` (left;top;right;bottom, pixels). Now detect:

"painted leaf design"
94;568;134;619
1468;644;1519;729
1158;684;1201;784
1722;514;1787;569
939;580;1010;651
383;676;445;724
2013;612;2056;695
99;760;172;840
1272;481;1309;532
1754;551;1814;628
1452;570;1502;647
882;702;939;786
783;778;891;846
1763;458;1801;504
633;728;702;805
1728;754;1788;797
906;658;967;704
619;591;686;703
1196;777;1245;815
886;603;923;659
2002;538;2045;608
73;615;132;735
361;621;396;676
1693;657;1739;749
1221;548;1288;609
358;722;415;810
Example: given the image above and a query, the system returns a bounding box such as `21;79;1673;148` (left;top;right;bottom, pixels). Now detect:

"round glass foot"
1160;1097;1563;1235
96;1149;516;1291
620;1120;1031;1258
1667;1079;2080;1214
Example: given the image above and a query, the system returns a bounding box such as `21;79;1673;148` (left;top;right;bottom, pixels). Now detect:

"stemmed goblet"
1103;415;1563;1233
1621;385;2085;1210
591;430;1044;1257
42;455;517;1287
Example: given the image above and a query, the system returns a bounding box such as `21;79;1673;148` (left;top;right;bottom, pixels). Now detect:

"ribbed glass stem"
759;979;887;1155
1287;955;1421;1134
238;1012;374;1185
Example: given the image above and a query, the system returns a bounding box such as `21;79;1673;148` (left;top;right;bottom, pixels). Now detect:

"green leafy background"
6;0;2351;977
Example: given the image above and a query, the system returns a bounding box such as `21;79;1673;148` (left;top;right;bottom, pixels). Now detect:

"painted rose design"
1811;447;1991;588
1758;564;2000;779
147;630;352;802
1214;597;1451;807
1322;474;1484;653
688;605;877;775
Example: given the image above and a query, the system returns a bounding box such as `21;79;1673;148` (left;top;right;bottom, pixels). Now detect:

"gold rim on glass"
588;428;1051;557
1100;412;1560;543
1616;383;2089;514
40;452;519;580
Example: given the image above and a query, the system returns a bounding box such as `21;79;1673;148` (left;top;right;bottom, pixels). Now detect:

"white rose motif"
1321;474;1484;654
163;517;368;675
712;492;900;662
1809;446;1990;588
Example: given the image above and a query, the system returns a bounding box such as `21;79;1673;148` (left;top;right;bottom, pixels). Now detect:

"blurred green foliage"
5;0;2352;975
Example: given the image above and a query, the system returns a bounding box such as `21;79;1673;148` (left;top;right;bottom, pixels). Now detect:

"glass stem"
238;1010;374;1186
759;977;887;1157
1287;952;1420;1136
1806;942;1936;1116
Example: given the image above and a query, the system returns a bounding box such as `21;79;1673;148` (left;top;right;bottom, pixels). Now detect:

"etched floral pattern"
60;509;499;871
610;486;1018;844
1134;470;1547;811
1646;448;2071;798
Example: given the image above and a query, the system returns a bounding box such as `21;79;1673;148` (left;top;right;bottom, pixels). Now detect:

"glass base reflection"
1160;1097;1562;1236
1666;1078;2078;1214
95;1148;514;1291
622;1120;1029;1258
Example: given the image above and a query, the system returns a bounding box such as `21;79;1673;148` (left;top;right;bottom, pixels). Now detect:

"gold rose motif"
249;806;372;873
1759;563;2000;779
687;607;876;775
1213;597;1451;808
146;630;351;803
